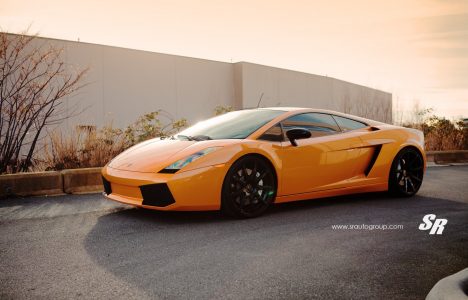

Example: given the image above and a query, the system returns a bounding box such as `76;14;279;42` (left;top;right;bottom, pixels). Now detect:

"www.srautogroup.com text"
331;224;404;231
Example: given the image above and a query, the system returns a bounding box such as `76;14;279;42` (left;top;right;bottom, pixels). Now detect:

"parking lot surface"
1;166;467;299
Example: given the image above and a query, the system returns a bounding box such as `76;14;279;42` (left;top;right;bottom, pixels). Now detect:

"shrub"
214;105;233;116
124;110;187;146
40;111;187;171
403;111;467;151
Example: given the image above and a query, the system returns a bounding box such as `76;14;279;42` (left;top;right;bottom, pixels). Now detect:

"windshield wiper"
176;135;212;141
176;135;194;141
191;135;212;141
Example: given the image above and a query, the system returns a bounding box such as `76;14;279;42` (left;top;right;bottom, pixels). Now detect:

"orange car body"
102;108;426;211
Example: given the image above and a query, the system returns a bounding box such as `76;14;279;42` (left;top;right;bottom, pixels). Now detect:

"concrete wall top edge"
236;61;391;96
5;32;232;67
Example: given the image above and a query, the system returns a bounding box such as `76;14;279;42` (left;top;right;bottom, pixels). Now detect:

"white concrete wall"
42;37;235;129
238;62;392;123
23;35;392;130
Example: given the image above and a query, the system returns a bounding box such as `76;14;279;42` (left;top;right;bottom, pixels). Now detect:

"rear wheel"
389;147;424;197
221;156;276;218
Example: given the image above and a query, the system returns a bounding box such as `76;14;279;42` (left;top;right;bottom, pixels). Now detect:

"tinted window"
282;113;340;137
332;115;367;131
258;123;283;141
176;109;284;140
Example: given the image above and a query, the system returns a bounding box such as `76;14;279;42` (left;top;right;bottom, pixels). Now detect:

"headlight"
160;147;221;173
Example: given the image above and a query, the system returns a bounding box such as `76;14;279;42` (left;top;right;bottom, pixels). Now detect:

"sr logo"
418;214;447;235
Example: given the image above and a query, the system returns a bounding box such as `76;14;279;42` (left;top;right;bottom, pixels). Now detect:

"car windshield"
176;109;284;140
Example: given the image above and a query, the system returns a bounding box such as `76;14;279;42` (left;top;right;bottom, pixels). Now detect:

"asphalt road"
1;166;467;299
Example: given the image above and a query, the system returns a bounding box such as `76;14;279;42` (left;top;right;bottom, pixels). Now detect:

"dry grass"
403;116;467;151
37;110;188;171
424;128;466;151
39;126;127;171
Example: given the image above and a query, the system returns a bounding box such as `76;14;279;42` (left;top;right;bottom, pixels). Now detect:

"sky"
1;0;467;121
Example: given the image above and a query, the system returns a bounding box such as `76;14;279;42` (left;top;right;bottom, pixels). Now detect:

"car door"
331;115;379;178
279;113;364;196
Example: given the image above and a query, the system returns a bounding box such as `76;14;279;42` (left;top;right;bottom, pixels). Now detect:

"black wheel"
221;156;277;218
389;147;424;197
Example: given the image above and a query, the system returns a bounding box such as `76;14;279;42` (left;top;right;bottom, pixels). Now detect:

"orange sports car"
102;107;426;218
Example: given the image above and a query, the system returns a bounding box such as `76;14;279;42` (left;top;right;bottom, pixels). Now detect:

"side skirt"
275;182;388;204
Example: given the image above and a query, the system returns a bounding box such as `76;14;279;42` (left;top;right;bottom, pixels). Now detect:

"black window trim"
257;112;370;142
257;122;284;142
330;114;369;132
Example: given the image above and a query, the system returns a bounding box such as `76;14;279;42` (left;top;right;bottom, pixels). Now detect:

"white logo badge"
418;214;447;235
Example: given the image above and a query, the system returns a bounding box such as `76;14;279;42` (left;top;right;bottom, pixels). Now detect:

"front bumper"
102;164;227;211
102;176;175;207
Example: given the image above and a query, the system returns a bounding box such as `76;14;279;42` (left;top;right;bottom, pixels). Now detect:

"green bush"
214;105;233;116
123;110;187;146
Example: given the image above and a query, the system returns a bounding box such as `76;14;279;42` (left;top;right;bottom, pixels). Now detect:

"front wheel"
221;156;277;218
389;147;424;197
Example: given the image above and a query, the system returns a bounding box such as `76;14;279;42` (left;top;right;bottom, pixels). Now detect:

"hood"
109;138;196;172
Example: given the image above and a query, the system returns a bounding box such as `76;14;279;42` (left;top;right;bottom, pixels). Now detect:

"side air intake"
364;145;382;176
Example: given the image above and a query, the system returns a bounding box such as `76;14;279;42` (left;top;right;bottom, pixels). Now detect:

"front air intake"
102;176;112;195
140;183;175;207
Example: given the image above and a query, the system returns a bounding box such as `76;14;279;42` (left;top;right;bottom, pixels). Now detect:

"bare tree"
392;95;403;125
0;31;88;173
342;89;352;115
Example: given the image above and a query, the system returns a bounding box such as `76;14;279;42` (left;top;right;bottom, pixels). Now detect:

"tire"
388;147;424;197
221;156;277;218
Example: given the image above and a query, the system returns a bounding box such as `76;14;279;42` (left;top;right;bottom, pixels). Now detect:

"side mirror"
286;128;311;146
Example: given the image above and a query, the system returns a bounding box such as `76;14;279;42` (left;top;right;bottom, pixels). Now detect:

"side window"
258;123;283;142
332;115;367;132
282;113;340;137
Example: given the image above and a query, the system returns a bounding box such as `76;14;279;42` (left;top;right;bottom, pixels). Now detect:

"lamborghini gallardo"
102;107;426;218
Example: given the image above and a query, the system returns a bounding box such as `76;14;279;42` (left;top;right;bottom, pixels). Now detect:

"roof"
261;107;309;112
258;107;386;126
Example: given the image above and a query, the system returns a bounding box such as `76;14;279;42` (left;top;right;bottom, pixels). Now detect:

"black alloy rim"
395;150;424;194
228;159;275;215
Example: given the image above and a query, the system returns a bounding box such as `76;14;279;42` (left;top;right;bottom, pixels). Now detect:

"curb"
0;171;63;197
426;150;468;164
62;168;103;194
426;162;468;168
0;168;102;198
